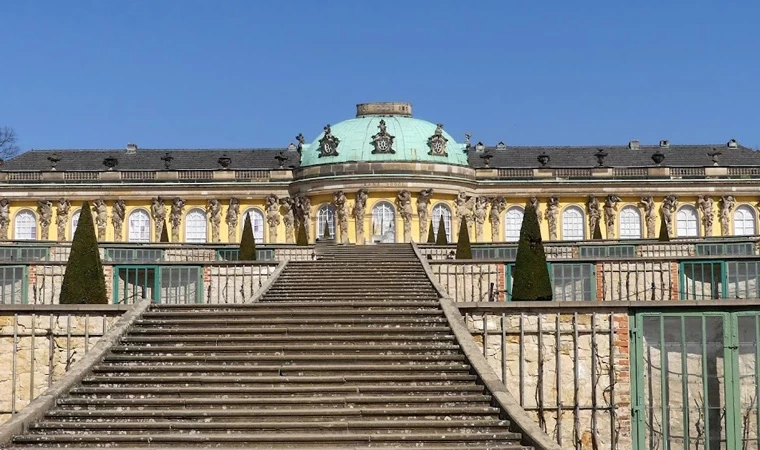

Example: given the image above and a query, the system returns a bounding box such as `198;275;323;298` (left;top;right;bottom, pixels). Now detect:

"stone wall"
0;308;125;423
465;310;631;450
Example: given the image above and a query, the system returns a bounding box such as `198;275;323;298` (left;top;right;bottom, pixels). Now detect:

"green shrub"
296;220;308;246
435;218;448;245
511;201;552;301
427;220;436;243
59;201;107;304
322;219;331;240
455;217;472;259
160;220;170;243
239;212;257;260
592;220;603;240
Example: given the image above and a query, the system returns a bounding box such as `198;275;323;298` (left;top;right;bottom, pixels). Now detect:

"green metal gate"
631;311;760;449
113;265;202;304
680;261;726;300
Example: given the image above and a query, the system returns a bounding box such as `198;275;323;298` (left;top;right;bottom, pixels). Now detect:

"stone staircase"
8;244;535;449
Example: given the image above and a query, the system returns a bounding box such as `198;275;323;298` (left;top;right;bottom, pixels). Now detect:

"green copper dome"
299;102;468;167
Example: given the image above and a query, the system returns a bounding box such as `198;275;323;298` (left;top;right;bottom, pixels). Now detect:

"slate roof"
0;148;298;171
468;144;760;169
3;143;758;171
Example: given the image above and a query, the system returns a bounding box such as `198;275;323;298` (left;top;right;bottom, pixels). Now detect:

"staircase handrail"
411;242;562;450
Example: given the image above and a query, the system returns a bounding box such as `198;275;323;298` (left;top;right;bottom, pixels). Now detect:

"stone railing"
418;236;760;261
0;261;282;305
0;304;128;423
479;165;742;180
0;242;314;263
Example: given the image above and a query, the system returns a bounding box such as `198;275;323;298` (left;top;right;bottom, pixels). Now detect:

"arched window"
70;210;81;239
431;203;452;242
371;202;396;243
128;209;151;242
504;207;524;242
185;209;207;243
241;209;265;243
14;210;37;240
734;205;756;236
316;205;336;240
676;205;699;237
561;206;585;241
619;206;642;239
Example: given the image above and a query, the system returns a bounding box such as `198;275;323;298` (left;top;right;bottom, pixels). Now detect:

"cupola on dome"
298;102;468;167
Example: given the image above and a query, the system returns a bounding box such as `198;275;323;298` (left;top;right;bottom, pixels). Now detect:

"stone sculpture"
545;197;560;240
697;195;714;237
0;199;10;239
719;195;735;236
294;194;312;243
529;197;542;225
332;191;350;244
661;195;678;236
169;197;185;242
151;197;166;241
353;189;369;244
474;196;489;242
56;199;71;241
604;195;621;239
280;197;295;244
206;199;222;243
396;190;414;243
639;196;656;238
265;194;280;243
37;200;53;240
112;200;126;242
92;199;108;240
417;189;433;242
489;196;507;241
587;195;601;236
226;198;240;242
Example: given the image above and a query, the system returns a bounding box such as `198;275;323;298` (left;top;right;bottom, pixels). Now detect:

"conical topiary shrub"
296;220;308;246
435;218;448;245
59;201;107;304
160;220;170;243
239;213;257;260
511;201;552;301
322;219;331;240
658;214;670;242
592;220;603;240
427;220;436;244
455;217;472;259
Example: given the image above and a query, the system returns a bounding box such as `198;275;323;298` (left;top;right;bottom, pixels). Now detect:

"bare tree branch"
0;127;20;159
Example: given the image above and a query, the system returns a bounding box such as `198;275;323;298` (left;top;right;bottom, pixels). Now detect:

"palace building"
1;101;758;245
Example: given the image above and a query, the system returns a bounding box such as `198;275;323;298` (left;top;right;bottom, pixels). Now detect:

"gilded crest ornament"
427;123;448;156
371;119;395;154
318;124;340;158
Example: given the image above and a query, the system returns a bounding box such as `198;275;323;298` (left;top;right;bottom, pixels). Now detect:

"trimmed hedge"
59;201;107;304
511;201;552;301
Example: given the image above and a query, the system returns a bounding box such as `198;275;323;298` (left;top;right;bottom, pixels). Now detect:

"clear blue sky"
1;1;758;152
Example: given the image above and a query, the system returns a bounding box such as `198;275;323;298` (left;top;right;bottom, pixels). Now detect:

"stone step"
143;308;444;317
134;317;448;326
13;431;525;446
101;354;465;363
92;363;472;375
120;333;457;343
69;384;487;396
31;418;507;431
260;295;439;301
148;300;441;310
112;343;460;352
58;394;492;407
43;405;502;419
81;373;479;385
128;325;454;334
